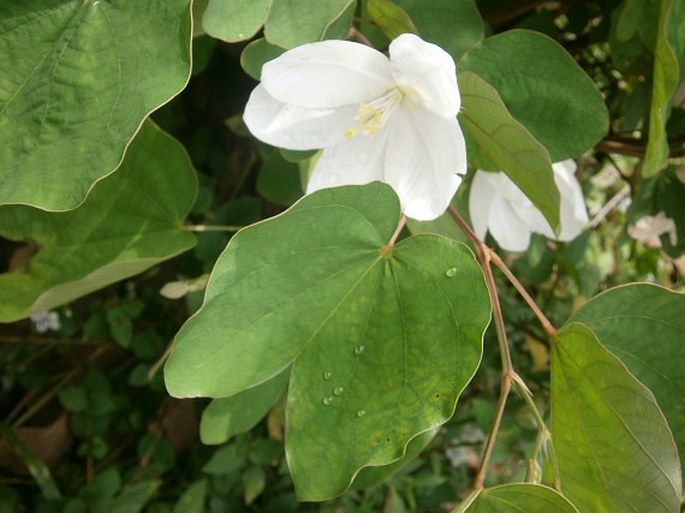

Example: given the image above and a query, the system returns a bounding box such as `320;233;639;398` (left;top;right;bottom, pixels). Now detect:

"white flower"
30;311;61;333
628;211;678;247
243;34;467;221
469;159;588;252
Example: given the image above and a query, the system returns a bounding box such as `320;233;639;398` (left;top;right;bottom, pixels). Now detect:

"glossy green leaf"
165;183;491;500
0;0;192;210
394;0;484;60
202;0;272;42
460;484;578;513
458;71;559;233
551;323;681;513
570;283;685;457
367;0;418;40
643;0;685;177
459;30;608;161
264;0;354;49
240;38;286;80
200;369;289;445
0;122;197;323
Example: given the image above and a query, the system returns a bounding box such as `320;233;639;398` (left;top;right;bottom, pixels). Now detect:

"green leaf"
240;38;286;80
243;466;267;505
172;479;207;513
202;0;272;42
457;71;559;233
350;428;436;490
0;0;192;210
367;0;418;40
110;480;160;513
459;30;608;161
551;323;681;513
200;369;289;445
643;0;685;177
264;0;354;49
165;184;491;500
0;122;197;323
570;283;685;458
257;153;304;206
393;0;484;60
460;484;578;513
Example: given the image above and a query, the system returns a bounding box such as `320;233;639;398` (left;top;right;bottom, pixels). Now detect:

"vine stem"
447;206;557;492
388;215;406;247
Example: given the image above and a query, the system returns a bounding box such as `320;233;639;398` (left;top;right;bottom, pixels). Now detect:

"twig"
348;27;374;47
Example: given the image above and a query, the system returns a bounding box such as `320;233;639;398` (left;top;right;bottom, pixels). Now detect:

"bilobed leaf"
570;283;685;457
460;484;578;513
394;0;484;60
0;122;197;323
459;30;608;161
458;71;560;233
264;0;354;49
0;0;192;210
164;184;491;500
367;0;418;40
200;369;289;445
551;323;681;513
643;0;685;177
202;0;272;43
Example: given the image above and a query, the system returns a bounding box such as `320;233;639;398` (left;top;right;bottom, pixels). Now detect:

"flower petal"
553;159;588;241
384;107;466;221
469;171;498;240
487;195;533;252
306;134;386;194
261;40;394;109
243;85;357;150
389;33;460;118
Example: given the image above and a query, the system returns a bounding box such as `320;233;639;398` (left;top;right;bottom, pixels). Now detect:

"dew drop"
322;396;333;406
356;410;366;418
445;267;458;277
333;386;344;396
354;344;365;356
323;371;332;380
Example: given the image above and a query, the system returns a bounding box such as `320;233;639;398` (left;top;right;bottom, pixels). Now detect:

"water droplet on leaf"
356;410;365;417
354;344;365;355
322;396;333;406
323;371;332;380
333;386;344;396
445;267;458;277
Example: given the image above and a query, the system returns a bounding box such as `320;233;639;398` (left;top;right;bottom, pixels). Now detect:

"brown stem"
472;371;513;490
488;252;557;339
348;27;374;47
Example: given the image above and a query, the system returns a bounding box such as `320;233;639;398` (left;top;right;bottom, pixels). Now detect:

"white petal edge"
243;85;357;150
384;108;465;221
553;159;588;241
389;33;460;118
261;40;394;109
469;171;498;240
306;134;387;194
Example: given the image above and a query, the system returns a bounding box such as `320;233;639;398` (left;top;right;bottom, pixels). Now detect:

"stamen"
344;88;403;138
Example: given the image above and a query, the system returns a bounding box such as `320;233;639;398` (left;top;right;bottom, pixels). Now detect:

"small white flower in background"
243;33;467;221
30;311;61;333
628;211;677;247
469;159;588;252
